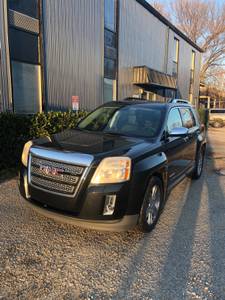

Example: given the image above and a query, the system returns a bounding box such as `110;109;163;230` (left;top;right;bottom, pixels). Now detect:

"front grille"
29;155;86;196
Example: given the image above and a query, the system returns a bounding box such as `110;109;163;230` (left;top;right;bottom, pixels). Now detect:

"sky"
147;0;225;6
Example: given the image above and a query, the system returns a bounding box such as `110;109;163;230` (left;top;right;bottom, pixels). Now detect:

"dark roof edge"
136;0;204;53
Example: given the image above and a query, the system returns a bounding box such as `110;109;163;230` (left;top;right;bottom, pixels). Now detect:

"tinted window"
78;105;165;138
8;0;39;19
180;108;195;128
9;28;39;64
167;108;183;132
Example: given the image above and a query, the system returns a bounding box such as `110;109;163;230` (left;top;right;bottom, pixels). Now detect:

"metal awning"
133;66;177;90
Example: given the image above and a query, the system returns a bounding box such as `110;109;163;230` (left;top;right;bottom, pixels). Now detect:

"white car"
209;108;225;127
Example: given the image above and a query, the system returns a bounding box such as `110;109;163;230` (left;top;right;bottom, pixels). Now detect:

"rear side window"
167;108;183;133
180;108;195;128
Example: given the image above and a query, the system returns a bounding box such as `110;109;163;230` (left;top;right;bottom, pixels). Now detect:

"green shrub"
0;110;88;170
30;110;88;138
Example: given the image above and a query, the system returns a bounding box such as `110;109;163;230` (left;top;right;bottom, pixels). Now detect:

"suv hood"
34;129;152;158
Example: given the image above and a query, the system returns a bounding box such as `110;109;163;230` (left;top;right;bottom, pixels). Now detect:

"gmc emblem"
40;165;63;176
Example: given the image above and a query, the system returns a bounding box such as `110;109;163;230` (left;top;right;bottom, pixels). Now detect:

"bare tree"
170;0;225;81
151;1;170;19
206;66;225;88
151;0;225;82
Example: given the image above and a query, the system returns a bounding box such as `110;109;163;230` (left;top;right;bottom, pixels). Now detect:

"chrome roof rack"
168;99;190;104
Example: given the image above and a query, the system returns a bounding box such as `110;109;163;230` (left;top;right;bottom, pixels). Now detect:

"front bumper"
23;198;138;231
19;166;139;232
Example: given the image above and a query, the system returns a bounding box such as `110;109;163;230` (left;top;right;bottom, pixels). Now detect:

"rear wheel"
191;147;205;179
138;176;163;233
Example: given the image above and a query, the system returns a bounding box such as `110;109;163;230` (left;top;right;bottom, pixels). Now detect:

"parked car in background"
209;108;225;128
19;99;206;232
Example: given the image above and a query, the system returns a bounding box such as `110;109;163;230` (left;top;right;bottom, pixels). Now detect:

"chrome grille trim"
31;175;75;194
31;157;84;176
28;147;93;197
30;147;93;166
31;166;79;184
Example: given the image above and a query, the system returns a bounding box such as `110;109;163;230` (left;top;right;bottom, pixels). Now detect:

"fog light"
103;195;116;216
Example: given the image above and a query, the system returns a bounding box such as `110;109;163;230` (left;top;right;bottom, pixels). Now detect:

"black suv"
19;99;206;232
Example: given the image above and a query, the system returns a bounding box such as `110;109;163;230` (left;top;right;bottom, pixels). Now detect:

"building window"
172;38;179;77
104;0;116;32
104;0;118;102
189;51;195;103
8;0;42;113
8;28;39;64
8;0;39;19
104;78;117;102
191;50;196;71
11;61;42;113
104;57;117;80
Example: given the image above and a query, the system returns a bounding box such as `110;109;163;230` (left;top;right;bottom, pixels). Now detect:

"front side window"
180;108;195;129
167;108;183;133
78;105;165;138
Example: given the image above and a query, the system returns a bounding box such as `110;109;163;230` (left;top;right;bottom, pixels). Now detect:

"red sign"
72;96;79;111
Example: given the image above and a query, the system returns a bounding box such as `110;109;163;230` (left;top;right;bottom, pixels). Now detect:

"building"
0;0;203;114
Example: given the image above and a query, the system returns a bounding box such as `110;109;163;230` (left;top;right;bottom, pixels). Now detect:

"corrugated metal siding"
118;0;201;103
42;0;104;111
118;0;168;99
0;0;13;111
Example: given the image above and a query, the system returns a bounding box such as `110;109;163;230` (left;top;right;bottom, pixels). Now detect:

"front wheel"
138;176;163;233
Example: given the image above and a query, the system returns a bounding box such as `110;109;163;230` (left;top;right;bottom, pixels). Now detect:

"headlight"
91;157;131;184
21;141;33;167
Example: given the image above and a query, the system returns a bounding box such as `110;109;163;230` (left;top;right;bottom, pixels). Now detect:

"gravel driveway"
1;128;225;300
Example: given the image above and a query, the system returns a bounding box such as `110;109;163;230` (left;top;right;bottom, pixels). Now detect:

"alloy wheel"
146;185;161;225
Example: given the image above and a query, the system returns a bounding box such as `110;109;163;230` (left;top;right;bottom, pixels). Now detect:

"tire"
138;176;163;233
191;147;205;180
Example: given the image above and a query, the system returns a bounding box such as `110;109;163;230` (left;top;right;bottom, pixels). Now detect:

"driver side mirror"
169;127;188;137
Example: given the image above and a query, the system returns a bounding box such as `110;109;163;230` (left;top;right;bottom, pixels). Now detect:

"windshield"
77;104;165;138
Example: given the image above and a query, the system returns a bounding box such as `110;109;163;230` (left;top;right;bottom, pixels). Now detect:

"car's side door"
163;107;188;184
179;107;198;169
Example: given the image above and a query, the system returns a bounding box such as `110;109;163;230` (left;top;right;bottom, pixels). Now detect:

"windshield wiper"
105;131;130;137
